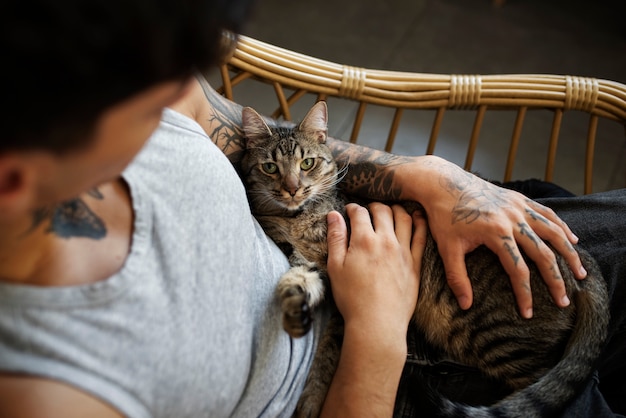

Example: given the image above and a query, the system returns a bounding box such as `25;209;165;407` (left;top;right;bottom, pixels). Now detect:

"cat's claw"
282;293;313;338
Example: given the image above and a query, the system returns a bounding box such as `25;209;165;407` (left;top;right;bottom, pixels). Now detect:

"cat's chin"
283;201;304;211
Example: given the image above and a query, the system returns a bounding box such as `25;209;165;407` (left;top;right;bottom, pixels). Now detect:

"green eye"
300;158;314;171
262;162;278;174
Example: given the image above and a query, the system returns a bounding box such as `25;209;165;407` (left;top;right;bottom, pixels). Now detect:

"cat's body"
240;101;609;418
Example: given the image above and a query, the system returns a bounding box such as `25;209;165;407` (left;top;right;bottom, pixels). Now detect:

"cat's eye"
262;162;278;174
300;158;314;171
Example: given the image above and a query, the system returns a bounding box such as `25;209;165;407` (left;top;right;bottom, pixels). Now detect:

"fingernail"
561;295;570;307
523;308;533;319
579;266;587;277
572;233;579;243
327;212;339;225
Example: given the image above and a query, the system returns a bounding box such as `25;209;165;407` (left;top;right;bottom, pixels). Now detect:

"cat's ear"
299;101;328;144
242;107;273;148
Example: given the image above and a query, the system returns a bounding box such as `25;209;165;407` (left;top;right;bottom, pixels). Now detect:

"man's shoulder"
168;78;210;124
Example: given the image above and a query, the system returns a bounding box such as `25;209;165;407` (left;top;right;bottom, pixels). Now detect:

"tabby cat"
240;101;609;418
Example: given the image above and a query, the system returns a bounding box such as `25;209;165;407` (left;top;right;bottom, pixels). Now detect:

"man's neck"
0;180;133;286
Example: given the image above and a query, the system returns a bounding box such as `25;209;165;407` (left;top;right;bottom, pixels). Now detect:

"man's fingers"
487;236;534;318
526;201;586;279
391;205;413;247
368;203;394;235
513;222;572;308
410;211;428;276
528;200;579;244
326;210;348;268
345;203;374;238
440;247;474;310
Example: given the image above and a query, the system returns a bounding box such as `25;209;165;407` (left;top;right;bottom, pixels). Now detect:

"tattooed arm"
174;76;248;164
180;77;585;316
329;144;586;317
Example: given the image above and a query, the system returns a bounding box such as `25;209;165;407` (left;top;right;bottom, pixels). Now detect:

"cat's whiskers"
246;188;287;214
335;163;350;184
316;169;343;194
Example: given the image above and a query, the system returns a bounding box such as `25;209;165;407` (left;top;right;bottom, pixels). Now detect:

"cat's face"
241;102;338;213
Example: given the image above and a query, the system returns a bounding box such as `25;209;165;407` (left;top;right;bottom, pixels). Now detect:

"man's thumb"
326;210;348;266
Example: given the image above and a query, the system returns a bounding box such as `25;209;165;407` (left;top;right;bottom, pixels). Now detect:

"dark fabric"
393;182;626;417
495;178;576;199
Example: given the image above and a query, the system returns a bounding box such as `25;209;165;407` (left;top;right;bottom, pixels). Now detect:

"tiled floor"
211;0;626;194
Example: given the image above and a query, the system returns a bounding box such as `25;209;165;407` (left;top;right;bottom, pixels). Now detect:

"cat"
240;101;610;418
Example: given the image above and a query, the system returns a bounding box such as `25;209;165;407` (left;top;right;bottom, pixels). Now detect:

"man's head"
1;0;254;216
4;0;253;154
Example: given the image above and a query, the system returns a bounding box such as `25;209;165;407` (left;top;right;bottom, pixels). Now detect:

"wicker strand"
450;75;482;108
565;76;599;112
339;66;366;99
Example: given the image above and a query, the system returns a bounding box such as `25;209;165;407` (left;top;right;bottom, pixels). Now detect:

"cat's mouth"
283;197;304;210
278;189;307;210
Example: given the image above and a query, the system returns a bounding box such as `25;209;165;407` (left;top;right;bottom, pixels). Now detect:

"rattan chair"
212;35;626;195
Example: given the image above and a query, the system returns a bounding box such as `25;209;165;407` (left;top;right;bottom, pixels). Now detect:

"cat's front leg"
277;264;325;338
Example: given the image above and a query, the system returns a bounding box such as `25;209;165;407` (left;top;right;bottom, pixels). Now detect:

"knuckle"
541;205;557;219
511;263;531;281
444;270;465;288
368;201;385;211
535;243;558;266
490;221;511;238
393;204;411;219
327;228;344;242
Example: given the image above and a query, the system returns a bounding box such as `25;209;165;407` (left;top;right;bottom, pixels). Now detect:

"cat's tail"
436;263;610;418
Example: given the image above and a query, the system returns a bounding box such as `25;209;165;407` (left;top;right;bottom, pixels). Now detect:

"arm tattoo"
327;138;413;200
30;189;106;239
201;85;247;163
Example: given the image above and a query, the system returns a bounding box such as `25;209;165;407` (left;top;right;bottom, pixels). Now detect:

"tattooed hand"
414;156;586;318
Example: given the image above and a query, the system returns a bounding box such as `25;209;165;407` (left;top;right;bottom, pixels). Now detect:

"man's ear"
0;154;36;219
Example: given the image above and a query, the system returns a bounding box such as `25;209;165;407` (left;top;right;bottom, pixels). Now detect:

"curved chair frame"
215;35;626;194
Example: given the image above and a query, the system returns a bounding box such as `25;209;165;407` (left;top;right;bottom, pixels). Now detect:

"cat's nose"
284;175;299;196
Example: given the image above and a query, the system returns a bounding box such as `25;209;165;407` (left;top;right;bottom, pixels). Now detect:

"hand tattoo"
437;163;511;225
502;236;521;266
518;222;539;248
525;206;549;225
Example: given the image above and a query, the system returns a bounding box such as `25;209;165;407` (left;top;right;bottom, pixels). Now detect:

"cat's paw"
278;266;325;338
281;285;312;338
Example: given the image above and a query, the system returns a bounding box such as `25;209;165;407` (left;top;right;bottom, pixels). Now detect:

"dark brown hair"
2;0;255;153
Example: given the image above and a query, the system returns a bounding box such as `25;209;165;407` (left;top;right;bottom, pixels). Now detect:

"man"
1;0;623;416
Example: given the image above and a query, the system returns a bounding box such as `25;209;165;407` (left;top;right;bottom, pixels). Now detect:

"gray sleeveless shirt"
0;109;324;417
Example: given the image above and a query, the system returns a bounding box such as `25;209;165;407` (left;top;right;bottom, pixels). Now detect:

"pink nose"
284;174;299;196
